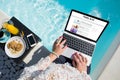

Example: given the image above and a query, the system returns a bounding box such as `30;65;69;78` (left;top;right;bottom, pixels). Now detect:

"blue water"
0;0;120;73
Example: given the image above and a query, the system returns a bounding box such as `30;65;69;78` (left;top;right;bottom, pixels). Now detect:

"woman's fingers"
63;45;67;50
76;53;83;63
57;36;67;49
72;60;76;67
72;53;87;73
78;53;86;62
61;39;66;45
85;57;88;63
73;53;88;64
56;36;63;45
73;53;80;64
79;54;88;64
72;53;76;67
53;36;68;56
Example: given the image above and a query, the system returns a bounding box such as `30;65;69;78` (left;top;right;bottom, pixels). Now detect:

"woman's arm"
36;36;67;70
18;36;67;80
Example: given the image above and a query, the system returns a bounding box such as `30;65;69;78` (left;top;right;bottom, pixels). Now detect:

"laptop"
62;10;109;66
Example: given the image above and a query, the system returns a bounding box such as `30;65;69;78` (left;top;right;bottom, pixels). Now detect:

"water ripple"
0;0;69;51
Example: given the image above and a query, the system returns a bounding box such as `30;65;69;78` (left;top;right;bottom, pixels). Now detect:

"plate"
5;36;26;58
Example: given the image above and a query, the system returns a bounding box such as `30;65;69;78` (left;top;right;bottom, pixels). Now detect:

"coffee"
0;31;4;38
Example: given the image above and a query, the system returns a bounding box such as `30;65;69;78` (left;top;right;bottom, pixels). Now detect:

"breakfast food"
7;40;23;54
3;23;19;35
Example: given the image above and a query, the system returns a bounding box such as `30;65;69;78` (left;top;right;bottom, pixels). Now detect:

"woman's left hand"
52;36;67;56
49;36;67;62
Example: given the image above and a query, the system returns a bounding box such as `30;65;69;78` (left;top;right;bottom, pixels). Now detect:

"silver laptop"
62;10;109;66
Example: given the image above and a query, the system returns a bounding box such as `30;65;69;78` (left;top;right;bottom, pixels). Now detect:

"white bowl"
5;36;26;58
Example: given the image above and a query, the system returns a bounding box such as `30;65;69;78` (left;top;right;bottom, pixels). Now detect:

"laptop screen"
65;10;109;42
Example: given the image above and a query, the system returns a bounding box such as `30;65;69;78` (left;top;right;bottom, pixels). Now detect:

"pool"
0;0;120;74
0;0;69;51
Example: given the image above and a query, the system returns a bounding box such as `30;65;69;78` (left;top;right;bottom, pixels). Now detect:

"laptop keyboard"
63;33;95;56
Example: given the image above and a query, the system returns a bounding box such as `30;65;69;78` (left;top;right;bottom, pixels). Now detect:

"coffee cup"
0;30;5;40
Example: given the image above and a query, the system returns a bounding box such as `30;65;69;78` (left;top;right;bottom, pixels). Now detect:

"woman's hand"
52;36;67;56
49;36;67;62
72;53;87;73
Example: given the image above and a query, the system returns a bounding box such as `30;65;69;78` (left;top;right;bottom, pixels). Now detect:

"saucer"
0;29;11;43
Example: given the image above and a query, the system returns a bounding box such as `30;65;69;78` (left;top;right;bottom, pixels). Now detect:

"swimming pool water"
0;0;69;51
0;0;120;73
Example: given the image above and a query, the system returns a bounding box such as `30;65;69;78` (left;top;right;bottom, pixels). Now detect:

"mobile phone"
27;34;36;47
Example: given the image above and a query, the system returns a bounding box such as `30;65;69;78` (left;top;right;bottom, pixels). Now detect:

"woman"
70;25;78;33
18;36;91;80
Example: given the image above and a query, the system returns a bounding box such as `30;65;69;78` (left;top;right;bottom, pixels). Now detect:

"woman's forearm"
18;54;57;80
35;53;57;71
36;36;67;71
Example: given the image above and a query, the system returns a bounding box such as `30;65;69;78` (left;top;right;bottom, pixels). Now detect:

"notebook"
62;10;109;66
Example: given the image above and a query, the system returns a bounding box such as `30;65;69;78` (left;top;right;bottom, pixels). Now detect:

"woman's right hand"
72;53;88;73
